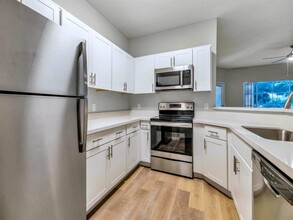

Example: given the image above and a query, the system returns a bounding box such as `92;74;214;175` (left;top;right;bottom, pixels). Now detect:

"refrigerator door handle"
77;98;88;153
77;42;88;97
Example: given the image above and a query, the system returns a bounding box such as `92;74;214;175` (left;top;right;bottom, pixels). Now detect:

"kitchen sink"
242;126;293;142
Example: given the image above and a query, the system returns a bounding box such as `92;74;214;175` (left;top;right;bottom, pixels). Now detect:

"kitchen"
0;0;293;220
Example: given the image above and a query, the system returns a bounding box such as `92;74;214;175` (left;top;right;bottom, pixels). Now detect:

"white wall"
54;0;128;51
129;19;217;111
88;89;130;113
217;64;292;107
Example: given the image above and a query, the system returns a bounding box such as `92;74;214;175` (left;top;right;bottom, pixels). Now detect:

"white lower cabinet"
203;136;228;188
231;143;253;220
107;137;127;189
86;145;108;211
126;130;140;172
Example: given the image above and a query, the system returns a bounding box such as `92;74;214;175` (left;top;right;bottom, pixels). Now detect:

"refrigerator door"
0;0;87;97
0;94;86;220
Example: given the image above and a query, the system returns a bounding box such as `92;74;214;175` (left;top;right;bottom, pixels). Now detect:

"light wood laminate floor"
90;167;239;220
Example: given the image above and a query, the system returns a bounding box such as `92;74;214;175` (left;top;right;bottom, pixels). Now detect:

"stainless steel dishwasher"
252;151;293;220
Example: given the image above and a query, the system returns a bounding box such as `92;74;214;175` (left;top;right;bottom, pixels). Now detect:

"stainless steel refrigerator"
0;1;88;219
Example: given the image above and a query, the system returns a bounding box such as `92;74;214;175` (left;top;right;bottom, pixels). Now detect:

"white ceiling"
87;0;293;68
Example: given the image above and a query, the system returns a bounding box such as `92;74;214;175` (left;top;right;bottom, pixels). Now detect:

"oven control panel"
159;102;194;111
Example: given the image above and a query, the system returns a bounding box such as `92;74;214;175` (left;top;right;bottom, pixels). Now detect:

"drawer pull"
133;125;138;129
107;147;110;160
116;131;123;135
93;138;103;143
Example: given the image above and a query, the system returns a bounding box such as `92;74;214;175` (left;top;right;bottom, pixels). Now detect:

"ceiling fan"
262;45;293;64
262;45;293;77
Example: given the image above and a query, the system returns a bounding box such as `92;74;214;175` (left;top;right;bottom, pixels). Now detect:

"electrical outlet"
137;104;141;110
204;103;209;110
92;104;96;112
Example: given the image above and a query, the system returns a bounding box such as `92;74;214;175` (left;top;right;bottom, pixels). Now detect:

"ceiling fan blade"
271;57;287;64
262;56;287;60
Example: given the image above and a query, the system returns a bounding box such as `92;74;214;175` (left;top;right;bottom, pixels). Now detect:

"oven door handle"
150;121;192;128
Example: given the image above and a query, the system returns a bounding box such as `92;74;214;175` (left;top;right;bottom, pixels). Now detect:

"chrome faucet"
284;92;293;109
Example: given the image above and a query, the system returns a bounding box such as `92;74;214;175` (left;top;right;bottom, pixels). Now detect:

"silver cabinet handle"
93;73;96;85
204;139;207;151
147;132;149;143
110;145;113;158
128;137;131;148
133;125;138;129
180;71;183;87
173;57;175;66
77;42;88;96
93;138;103;143
152;83;154;92
77;98;88;153
233;156;240;175
107;147;110;160
89;73;93;85
208;131;220;139
194;80;197;91
170;57;172;67
116;131;123;135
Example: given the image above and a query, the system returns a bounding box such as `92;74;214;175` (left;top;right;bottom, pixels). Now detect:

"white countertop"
87;110;157;135
194;119;293;180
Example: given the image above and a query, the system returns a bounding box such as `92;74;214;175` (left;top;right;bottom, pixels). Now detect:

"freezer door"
0;0;87;97
0;94;86;220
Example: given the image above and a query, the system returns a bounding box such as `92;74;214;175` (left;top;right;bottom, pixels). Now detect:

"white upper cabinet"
193;45;212;92
61;10;92;87
134;55;155;94
112;45;126;92
125;54;135;93
173;49;193;66
154;52;173;69
20;0;61;24
91;32;112;90
154;49;193;69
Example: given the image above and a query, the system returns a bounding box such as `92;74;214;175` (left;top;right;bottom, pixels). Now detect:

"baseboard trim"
139;161;150;167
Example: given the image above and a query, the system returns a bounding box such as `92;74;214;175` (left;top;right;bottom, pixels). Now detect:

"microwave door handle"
180;71;183;87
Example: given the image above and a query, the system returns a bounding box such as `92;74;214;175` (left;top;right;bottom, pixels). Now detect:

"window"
216;82;225;107
243;80;293;108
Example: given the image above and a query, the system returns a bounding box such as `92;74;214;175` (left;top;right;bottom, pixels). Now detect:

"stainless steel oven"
155;65;193;91
150;102;194;178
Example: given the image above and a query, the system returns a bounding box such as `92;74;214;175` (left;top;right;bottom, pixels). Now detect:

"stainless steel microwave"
155;65;194;91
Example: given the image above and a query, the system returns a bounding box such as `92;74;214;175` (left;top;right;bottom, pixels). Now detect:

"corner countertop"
194;119;293;180
87;110;157;135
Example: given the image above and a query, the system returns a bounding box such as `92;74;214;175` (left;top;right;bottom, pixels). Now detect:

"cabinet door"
140;130;150;163
86;145;108;211
125;54;135;93
21;0;60;24
193;45;212;92
231;144;253;220
204;137;227;188
134;55;155;94
173;48;193;66
127;131;140;172
112;45;125;92
91;32;112;90
154;52;173;69
61;10;92;87
107;138;127;189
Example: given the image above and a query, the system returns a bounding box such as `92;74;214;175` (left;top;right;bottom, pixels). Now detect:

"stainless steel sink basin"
242;126;293;142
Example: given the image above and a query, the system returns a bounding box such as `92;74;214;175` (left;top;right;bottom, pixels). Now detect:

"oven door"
151;121;193;162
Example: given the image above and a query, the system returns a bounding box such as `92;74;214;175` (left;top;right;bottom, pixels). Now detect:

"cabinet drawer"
126;122;140;134
86;143;108;159
204;125;227;141
108;126;126;141
87;130;109;151
231;133;252;169
140;121;150;130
